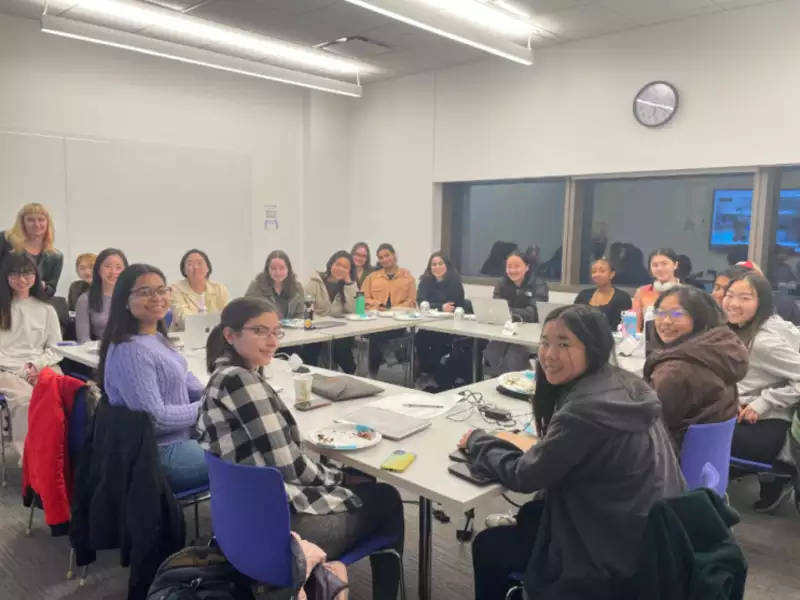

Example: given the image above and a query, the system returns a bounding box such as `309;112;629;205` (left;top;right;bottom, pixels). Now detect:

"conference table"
54;320;646;600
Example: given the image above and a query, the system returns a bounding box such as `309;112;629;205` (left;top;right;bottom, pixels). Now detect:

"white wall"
350;0;800;280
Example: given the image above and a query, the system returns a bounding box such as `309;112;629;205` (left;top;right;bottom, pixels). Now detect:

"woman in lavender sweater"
96;264;208;493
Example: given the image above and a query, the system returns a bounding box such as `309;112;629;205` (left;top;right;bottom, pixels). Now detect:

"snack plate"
307;423;382;451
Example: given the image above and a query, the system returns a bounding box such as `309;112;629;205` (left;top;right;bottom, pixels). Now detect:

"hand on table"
457;429;474;450
738;405;759;425
443;303;456;313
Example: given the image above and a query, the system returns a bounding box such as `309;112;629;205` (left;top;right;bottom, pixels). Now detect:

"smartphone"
381;450;417;472
448;448;469;463
448;462;496;486
294;398;332;412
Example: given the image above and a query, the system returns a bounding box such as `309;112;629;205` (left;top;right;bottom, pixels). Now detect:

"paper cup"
293;373;313;404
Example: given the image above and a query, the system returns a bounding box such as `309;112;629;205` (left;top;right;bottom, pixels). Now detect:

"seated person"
245;250;304;320
714;262;800;326
416;251;465;380
633;248;680;331
97;264;207;493
303;250;358;374
351;242;374;289
362;244;416;377
574;257;632;331
67;252;95;311
644;285;748;451
197;298;404;600
463;305;683;600
0;253;63;456
723;271;800;513
170;249;230;331
75;248;127;343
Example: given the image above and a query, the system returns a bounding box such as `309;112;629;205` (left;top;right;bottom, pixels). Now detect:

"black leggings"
415;331;453;375
290;482;404;600
731;418;794;478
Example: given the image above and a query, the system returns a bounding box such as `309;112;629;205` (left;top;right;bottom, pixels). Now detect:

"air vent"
315;36;392;59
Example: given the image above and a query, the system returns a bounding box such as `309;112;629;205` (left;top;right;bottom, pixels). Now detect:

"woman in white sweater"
723;271;800;513
0;253;62;455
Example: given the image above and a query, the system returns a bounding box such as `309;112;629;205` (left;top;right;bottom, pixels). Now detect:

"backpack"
146;542;258;600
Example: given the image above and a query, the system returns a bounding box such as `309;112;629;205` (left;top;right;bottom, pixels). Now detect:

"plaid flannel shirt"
197;357;361;515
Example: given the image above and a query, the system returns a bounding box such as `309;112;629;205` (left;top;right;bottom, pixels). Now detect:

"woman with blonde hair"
0;203;63;299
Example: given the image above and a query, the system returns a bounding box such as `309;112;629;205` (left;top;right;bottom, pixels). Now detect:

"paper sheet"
366;392;462;420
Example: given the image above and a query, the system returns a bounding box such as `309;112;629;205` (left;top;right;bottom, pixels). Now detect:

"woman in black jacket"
415;252;466;382
463;305;684;600
492;251;547;323
574;257;632;331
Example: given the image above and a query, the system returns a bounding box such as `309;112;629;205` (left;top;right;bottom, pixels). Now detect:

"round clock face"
633;81;679;128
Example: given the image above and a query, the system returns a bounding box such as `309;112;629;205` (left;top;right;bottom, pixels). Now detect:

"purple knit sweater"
104;334;204;446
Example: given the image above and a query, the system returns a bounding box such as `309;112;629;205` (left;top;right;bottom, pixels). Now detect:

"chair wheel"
79;578;87;587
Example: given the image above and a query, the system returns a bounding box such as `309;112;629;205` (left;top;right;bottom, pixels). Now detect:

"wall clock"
633;81;679;128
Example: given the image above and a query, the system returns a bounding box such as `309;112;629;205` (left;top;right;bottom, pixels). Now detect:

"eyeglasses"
9;271;36;279
654;309;689;320
130;286;172;299
241;326;285;339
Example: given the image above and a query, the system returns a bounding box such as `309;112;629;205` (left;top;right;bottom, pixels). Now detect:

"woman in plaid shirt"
197;297;405;599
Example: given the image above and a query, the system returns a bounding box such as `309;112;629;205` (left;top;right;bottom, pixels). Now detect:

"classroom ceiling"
0;0;780;81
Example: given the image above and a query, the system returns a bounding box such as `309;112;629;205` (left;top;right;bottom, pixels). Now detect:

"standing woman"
362;244;416;377
304;251;358;373
416;252;465;379
0;203;63;299
75;248;127;343
723;271;800;512
97;264;208;493
351;242;374;289
170;249;231;331
644;285;748;451
0;254;63;456
632;248;680;330
68;253;96;311
245;250;304;320
574;257;632;331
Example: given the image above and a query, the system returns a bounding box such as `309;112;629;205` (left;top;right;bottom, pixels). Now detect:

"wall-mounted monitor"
709;189;800;251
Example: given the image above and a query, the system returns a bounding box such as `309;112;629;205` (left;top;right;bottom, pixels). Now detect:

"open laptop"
472;298;512;325
183;312;221;350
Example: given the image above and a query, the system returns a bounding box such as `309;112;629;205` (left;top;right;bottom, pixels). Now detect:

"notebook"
337;406;431;441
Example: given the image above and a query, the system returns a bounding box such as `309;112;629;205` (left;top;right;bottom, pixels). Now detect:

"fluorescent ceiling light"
342;0;533;65
57;0;373;76
41;15;363;97
425;0;534;38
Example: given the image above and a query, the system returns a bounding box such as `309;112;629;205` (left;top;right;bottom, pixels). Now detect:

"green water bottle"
355;291;365;315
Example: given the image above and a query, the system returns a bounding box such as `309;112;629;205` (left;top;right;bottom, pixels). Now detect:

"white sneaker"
485;513;517;528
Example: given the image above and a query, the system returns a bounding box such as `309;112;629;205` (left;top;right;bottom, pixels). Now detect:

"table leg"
472;338;479;383
407;330;416;387
418;496;433;600
327;339;334;370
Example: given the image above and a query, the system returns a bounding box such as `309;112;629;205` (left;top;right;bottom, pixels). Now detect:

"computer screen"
709;189;800;251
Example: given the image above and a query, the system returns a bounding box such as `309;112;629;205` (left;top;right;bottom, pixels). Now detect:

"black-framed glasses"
130;286;172;299
241;326;285;339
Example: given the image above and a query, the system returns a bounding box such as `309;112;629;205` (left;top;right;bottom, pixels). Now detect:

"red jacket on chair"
22;368;86;535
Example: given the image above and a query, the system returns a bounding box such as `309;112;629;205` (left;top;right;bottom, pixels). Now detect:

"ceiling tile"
601;0;719;25
530;3;637;39
0;0;43;19
190;0;290;35
359;21;436;51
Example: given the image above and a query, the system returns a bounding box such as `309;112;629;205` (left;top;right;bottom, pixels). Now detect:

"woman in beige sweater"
170;249;230;331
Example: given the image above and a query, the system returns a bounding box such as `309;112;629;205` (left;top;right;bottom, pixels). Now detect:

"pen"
403;403;445;409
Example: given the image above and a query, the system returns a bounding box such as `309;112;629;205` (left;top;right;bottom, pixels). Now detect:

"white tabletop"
418;318;542;346
322;316;422;338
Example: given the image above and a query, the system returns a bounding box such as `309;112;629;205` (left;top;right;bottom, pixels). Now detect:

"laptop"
339;406;431;441
310;320;347;330
183;312;221;350
472;298;512;325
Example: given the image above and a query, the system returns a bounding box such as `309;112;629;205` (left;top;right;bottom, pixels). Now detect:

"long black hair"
374;243;396;270
533;305;614;436
503;251;533;284
653;285;724;346
180;249;212;278
206;297;278;373
96;264;170;388
0;253;46;331
647;247;679;277
351;242;372;269
725;271;775;349
89;248;128;313
420;251;461;284
262;250;299;298
320;251;356;305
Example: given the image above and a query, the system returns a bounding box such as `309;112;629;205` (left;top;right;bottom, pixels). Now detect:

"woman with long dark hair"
723;271;800;512
462;305;683;600
303;250;358;373
632;247;680;331
98;264;207;493
0;253;62;455
574;257;632;331
644;285;748;451
350;242;373;289
75;248;127;342
197;298;405;600
244;250;304;320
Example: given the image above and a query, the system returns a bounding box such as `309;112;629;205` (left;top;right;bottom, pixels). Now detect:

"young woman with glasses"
198;297;405;600
97;264;208;493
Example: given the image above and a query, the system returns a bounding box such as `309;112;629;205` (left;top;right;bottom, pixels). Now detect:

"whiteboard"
64;138;252;297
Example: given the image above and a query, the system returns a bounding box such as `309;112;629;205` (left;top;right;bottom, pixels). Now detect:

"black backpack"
146;542;259;600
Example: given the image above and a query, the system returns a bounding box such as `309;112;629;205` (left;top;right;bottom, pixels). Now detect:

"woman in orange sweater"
632;248;680;331
362;243;416;377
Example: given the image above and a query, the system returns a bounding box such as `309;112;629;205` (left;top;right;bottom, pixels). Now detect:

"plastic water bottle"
355;292;365;316
420;301;430;315
454;307;465;321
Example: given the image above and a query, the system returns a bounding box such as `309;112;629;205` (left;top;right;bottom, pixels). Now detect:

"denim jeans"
158;439;209;493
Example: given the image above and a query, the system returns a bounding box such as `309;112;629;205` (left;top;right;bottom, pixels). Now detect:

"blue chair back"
680;417;737;497
67;386;89;461
205;452;294;587
164;309;173;329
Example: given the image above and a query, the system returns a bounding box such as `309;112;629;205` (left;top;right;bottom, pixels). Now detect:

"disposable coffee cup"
293;373;313;404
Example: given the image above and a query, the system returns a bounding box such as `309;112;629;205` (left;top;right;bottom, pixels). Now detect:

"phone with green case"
380;450;417;472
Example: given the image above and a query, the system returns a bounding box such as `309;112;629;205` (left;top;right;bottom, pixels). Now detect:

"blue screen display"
710;189;800;251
